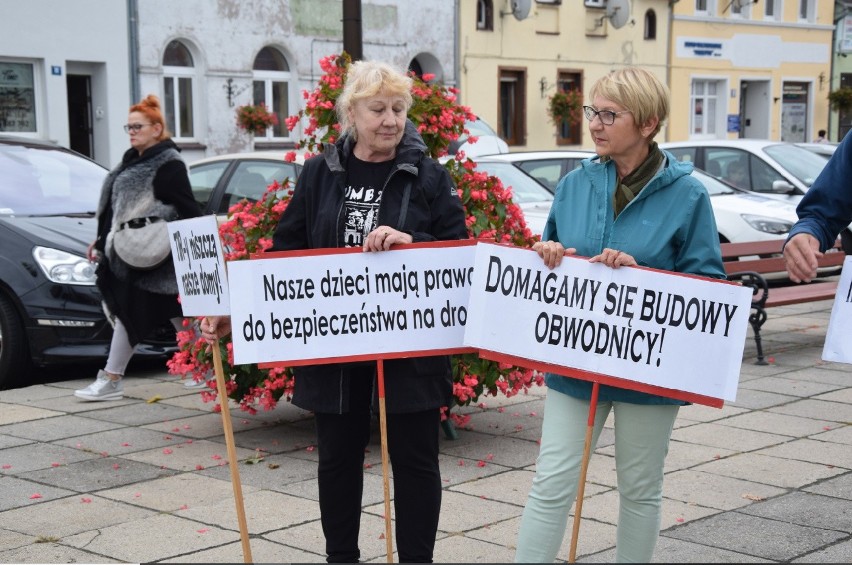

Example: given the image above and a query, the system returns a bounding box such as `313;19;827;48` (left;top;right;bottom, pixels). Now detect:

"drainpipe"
128;0;140;103
454;0;461;93
666;0;680;142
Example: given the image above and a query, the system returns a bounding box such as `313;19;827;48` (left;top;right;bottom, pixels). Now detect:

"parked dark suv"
0;136;175;388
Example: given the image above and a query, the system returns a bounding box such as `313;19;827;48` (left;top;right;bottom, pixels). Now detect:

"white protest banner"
822;256;852;364
168;215;230;316
227;240;478;366
465;242;753;406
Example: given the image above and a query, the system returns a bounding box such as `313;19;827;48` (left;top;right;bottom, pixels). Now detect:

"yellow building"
457;0;834;147
668;0;835;142
458;0;671;150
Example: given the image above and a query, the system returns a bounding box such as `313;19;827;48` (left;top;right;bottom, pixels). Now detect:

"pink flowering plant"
169;53;544;423
236;103;279;135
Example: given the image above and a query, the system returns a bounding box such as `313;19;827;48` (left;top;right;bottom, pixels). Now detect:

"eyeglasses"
123;123;151;133
582;106;631;126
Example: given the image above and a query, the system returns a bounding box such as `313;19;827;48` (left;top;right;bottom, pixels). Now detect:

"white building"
0;0;457;167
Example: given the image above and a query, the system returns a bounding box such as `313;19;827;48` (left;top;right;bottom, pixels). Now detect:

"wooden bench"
720;238;846;365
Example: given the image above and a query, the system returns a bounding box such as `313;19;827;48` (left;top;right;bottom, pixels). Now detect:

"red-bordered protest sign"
464;242;753;408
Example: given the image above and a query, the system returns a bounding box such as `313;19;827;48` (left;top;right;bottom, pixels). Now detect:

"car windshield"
692;170;737;196
465;118;499;138
763;144;829;187
0;142;105;215
474;161;554;204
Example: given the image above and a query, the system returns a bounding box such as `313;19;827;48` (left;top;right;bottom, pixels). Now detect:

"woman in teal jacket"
515;67;725;563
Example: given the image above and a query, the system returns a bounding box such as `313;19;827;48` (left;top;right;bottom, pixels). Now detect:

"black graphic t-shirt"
341;154;394;247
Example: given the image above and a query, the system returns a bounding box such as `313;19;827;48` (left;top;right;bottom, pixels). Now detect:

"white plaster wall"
137;0;457;162
0;0;130;166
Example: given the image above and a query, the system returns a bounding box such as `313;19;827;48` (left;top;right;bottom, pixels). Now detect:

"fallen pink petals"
50;463;60;467
211;454;223;460
121;443;131;447
477;461;486;467
458;460;465;466
306;446;315;452
29;494;42;499
163;435;173;440
676;517;684;523
179;504;189;510
486;453;494;461
81;497;92;503
196;528;209;534
163;449;173;455
1;464;11;469
364;463;373;469
134;493;141;498
195;465;205;470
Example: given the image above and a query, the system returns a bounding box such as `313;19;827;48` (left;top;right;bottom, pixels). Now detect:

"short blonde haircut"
589;67;669;139
336;60;413;137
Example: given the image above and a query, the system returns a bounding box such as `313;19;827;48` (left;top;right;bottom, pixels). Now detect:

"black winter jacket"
271;121;469;414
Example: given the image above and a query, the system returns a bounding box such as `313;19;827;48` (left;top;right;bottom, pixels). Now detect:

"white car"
448;116;509;158
795;142;838;160
188;151;304;216
479;150;802;245
469;157;554;237
477;150;595;193
660;139;851;252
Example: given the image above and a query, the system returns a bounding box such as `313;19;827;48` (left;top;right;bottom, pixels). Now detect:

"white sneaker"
74;370;124;401
184;378;207;389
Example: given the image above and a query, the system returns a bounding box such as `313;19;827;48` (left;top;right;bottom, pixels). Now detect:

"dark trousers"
314;375;442;563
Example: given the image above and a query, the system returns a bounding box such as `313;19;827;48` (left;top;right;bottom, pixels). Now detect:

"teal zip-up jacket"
542;150;726;405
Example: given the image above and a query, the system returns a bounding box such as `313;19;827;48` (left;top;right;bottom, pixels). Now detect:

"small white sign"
822;257;852;364
464;243;752;403
227;241;477;366
168;215;230;316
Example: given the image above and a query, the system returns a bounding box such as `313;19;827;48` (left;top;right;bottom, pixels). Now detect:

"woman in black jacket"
75;95;202;401
202;60;468;562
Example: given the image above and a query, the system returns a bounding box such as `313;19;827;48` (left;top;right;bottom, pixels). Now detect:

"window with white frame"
162;40;195;139
763;0;780;19
476;0;494;30
252;47;291;141
0;61;36;133
695;0;715;16
690;79;720;137
798;0;815;21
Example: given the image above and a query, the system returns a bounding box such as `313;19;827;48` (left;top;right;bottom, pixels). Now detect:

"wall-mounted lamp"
223;78;250;107
540;77;555;99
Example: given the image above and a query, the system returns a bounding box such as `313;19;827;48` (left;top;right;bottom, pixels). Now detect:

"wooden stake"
568;381;600;563
377;359;394;562
211;343;253;564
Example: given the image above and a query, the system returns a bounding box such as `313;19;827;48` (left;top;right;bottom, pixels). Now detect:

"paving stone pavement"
0;299;850;563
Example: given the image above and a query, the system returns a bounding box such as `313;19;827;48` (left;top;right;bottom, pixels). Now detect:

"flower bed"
169;53;544;426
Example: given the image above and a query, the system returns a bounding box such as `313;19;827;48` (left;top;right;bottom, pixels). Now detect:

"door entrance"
739;80;769;139
67;74;93;158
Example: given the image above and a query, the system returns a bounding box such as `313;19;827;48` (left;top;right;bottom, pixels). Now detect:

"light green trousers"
515;389;679;563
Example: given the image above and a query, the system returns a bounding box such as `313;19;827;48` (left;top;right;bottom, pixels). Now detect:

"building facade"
0;0;844;166
0;0;131;166
668;0;835;143
457;0;671;150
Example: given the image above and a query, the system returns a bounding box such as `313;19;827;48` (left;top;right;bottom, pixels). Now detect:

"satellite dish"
606;0;631;29
512;0;531;20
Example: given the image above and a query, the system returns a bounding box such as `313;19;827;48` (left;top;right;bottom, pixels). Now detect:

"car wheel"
0;294;31;389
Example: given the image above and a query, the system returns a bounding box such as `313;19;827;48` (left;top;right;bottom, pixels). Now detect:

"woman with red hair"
75;95;202;401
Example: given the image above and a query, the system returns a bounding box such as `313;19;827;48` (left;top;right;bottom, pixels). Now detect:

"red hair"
130;94;171;140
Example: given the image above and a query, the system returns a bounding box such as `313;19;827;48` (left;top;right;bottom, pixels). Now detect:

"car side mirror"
770;180;798;195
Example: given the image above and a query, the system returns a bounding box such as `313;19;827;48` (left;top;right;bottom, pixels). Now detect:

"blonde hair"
589;67;669;139
336;60;413;137
130;94;171;140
